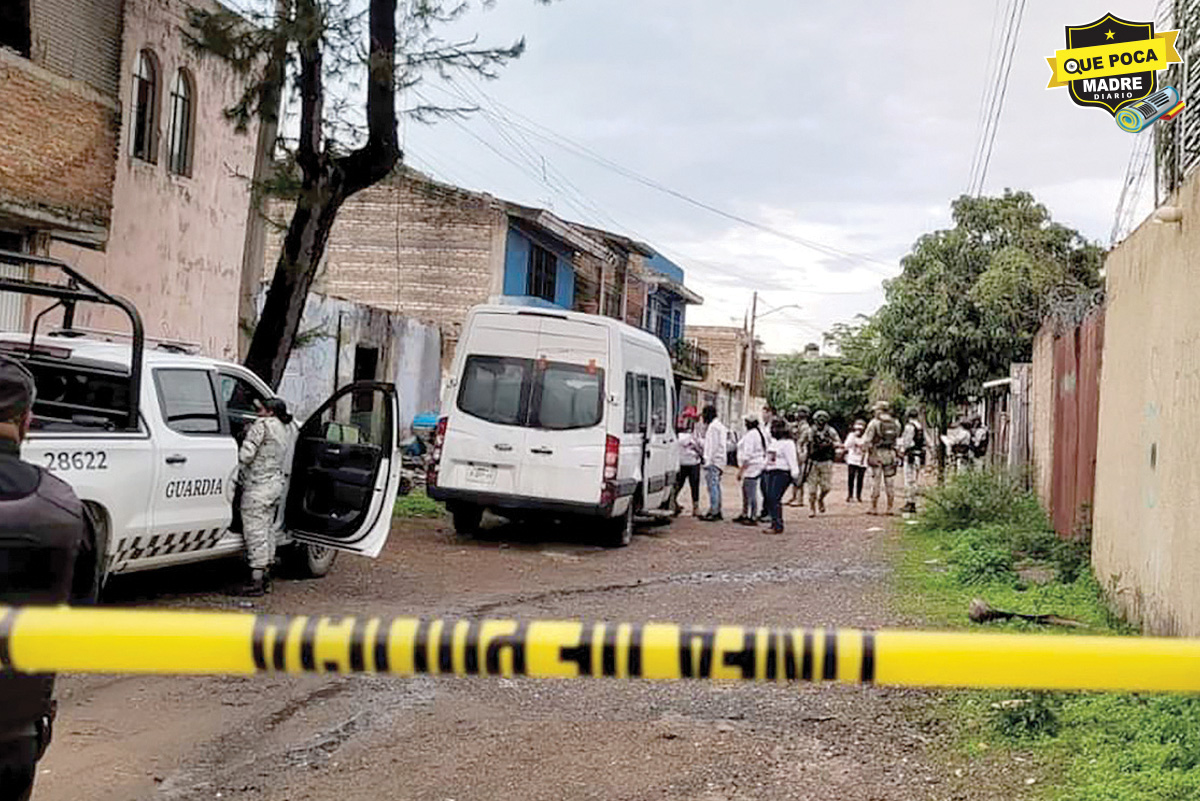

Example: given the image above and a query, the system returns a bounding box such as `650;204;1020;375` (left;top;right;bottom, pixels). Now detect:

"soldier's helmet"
797;405;810;416
873;400;891;413
813;410;830;423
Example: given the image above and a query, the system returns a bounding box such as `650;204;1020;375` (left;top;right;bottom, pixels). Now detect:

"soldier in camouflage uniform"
237;398;293;596
863;400;901;515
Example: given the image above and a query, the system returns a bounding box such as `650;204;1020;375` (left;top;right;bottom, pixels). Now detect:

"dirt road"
35;470;1029;800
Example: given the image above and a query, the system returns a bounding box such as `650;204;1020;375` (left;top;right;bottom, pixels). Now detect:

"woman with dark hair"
235;397;293;595
761;418;801;534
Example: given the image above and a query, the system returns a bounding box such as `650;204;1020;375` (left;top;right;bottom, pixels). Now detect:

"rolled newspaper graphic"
1117;86;1181;132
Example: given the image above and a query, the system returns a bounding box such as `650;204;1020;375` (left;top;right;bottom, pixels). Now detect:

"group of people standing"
670;400;928;534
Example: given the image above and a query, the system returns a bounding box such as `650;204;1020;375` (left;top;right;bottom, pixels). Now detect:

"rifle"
799;455;813;487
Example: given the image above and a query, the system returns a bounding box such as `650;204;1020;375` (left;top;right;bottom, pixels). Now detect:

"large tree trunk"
243;0;399;389
244;180;347;387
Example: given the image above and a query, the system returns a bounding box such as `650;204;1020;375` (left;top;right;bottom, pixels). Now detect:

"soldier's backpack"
909;423;926;455
876;417;900;449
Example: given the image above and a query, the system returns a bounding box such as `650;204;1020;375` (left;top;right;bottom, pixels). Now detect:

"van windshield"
458;355;604;430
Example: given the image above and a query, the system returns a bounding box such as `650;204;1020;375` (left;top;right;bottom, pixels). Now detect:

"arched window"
131;50;159;163
167;69;195;176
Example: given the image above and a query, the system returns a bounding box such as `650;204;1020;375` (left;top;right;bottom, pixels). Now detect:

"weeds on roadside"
897;470;1200;800
393;489;444;518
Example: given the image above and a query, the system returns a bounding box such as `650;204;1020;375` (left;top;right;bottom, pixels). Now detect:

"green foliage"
393;489;444;518
875;191;1104;410
765;354;870;431
948;525;1017;585
894;470;1200;801
917;468;1048;533
992;693;1061;741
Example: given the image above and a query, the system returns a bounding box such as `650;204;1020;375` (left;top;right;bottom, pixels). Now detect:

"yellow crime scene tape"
3;605;1200;693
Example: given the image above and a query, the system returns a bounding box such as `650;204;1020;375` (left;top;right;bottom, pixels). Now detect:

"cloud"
402;0;1158;352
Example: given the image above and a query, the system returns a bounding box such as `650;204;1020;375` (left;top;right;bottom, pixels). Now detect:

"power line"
967;0;1027;196
421;80;896;273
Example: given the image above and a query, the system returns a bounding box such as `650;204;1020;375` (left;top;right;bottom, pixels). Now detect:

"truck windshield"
458;355;604;430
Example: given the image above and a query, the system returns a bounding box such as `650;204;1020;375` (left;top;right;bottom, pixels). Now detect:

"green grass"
393;489;445;519
899;471;1200;800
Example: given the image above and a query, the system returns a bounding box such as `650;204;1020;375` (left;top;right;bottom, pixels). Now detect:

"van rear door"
439;314;538;496
523;316;609;505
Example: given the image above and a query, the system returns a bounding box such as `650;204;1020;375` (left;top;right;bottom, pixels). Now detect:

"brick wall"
30;0;124;97
0;51;117;231
686;325;747;393
264;170;506;347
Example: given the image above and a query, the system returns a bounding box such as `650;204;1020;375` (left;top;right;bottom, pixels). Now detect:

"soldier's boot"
868;499;879;515
236;568;270;597
818;493;826;514
886;497;894;516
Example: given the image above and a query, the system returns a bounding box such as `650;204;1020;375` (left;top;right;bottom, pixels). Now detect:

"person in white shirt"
700;405;728;521
761;418;801;533
669;411;704;516
842;419;868;502
734;415;767;525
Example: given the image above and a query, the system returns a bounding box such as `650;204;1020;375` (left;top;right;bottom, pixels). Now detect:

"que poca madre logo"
1046;13;1184;132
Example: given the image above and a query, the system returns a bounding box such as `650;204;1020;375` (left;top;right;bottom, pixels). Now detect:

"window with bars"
167;69;194;176
131;50;159;163
527;243;557;303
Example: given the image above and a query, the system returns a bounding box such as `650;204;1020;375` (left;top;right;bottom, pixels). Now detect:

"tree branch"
295;0;325;176
337;0;401;197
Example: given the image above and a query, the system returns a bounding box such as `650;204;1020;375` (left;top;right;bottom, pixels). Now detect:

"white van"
427;304;679;547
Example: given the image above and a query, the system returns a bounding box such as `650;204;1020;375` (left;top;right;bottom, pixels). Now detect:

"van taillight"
603;435;619;480
427;416;448;490
601;434;619;506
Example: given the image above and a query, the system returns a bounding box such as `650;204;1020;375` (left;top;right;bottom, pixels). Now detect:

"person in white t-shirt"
669;410;704;516
700;405;728;521
734;416;767;525
761;418;801;533
842;418;868;502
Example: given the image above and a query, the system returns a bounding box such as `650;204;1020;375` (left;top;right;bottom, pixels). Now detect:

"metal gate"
1050;307;1105;538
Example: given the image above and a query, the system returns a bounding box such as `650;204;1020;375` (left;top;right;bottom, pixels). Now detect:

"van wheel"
281;543;338;578
601;499;637;548
452;504;483;536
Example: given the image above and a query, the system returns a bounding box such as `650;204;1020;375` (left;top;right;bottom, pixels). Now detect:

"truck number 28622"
43;451;109;471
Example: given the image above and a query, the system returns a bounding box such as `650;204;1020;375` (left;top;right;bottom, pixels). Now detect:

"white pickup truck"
0;251;403;587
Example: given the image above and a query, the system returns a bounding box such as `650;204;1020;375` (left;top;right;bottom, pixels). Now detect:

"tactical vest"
0;468;83;737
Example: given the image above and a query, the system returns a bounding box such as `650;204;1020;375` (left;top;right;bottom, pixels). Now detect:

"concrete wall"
1031;324;1055;508
50;0;258;359
0;49;118;236
1092;165;1200;635
268;291;442;437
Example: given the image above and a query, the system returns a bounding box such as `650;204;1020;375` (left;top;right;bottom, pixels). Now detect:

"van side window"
623;374;649;433
532;363;604;430
623;374;638;433
650;377;667;434
458;356;531;426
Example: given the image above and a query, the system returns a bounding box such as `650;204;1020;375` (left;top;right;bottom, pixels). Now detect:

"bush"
918;469;1048;533
948;525;1019;585
992;693;1061;741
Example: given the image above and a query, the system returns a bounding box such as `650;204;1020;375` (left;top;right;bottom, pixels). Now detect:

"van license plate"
467;465;496;485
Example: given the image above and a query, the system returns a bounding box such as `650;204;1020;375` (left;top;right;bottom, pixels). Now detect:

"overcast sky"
398;0;1160;351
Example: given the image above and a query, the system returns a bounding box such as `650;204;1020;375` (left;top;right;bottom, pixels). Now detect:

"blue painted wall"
645;251;685;283
503;224;575;308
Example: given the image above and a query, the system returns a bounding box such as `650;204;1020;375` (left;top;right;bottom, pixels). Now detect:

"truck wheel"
452;504;483;535
600;498;636;548
281;543;338;578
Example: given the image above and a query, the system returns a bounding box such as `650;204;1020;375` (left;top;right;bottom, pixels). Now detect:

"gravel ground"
36;468;1044;800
